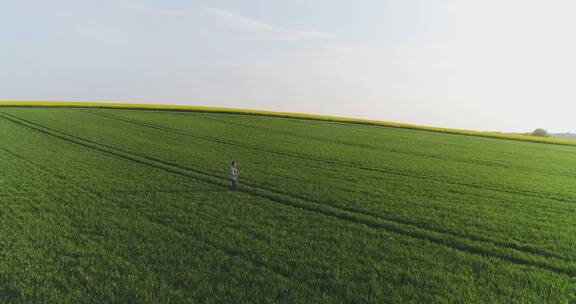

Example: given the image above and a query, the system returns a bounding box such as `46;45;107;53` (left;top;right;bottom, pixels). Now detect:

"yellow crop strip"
1;101;574;146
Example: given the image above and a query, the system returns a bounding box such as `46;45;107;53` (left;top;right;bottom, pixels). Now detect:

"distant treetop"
531;129;550;138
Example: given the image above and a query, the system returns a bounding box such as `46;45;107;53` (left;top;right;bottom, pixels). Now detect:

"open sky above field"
1;0;575;132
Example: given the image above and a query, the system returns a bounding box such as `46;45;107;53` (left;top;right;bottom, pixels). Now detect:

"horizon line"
0;100;574;147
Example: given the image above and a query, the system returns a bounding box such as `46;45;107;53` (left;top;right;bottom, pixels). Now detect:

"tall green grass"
0;106;574;302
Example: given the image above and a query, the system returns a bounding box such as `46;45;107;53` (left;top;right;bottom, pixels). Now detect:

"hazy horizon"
2;0;575;133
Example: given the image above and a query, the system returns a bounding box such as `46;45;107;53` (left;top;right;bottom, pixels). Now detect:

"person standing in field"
230;161;239;191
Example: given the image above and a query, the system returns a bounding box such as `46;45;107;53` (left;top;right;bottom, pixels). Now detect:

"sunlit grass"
0;106;574;302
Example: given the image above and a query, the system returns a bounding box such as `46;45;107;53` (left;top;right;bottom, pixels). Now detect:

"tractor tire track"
6;110;576;261
197;115;576;178
1;111;575;278
85;112;576;256
71;111;576;263
90;110;576;205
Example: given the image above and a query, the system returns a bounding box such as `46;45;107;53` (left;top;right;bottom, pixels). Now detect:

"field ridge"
1;101;575;146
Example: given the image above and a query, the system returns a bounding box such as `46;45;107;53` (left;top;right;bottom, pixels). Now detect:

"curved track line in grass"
1;101;576;147
94;113;576;227
89;111;573;234
101;110;538;173
26;110;576;263
199;115;576;178
2;111;575;277
90;110;576;206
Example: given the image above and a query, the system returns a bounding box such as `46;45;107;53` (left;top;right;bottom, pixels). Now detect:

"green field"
0;106;575;303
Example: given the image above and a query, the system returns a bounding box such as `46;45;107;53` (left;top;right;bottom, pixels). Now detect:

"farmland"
0;106;575;303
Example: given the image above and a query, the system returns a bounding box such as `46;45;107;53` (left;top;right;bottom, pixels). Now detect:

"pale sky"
1;0;575;132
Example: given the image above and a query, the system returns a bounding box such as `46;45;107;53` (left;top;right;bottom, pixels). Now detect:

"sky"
1;0;575;132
